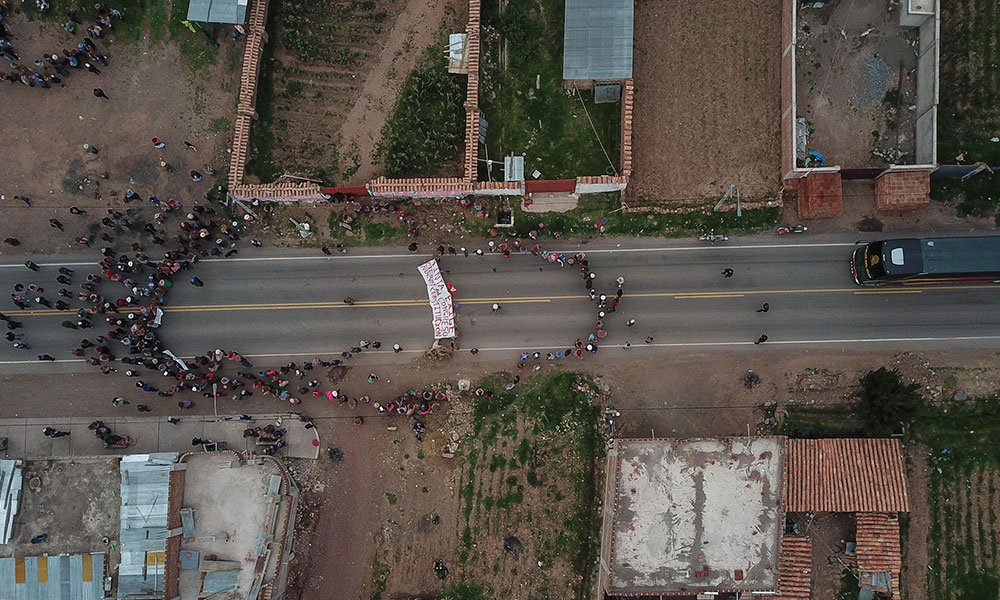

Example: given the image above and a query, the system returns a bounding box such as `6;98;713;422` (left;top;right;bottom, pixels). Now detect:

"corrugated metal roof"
0;554;105;600
775;535;812;600
1;459;23;544
784;439;910;513
118;453;177;599
186;0;248;24
562;0;633;80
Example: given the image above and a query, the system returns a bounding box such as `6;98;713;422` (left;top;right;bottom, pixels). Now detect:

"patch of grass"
440;583;493;600
385;492;398;505
208;117;232;134
370;562;390;600
480;0;620;179
780;404;866;438
932;0;1000;217
488;454;507;472
417;449;425;460
466;194;780;238
245;5;280;183
374;41;465;177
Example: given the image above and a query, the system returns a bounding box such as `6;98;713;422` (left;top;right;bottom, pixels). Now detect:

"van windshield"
865;242;887;278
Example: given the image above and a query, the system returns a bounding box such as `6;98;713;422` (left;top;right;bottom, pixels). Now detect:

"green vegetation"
857;367;922;436
456;372;602;600
780;367;921;438
27;0;218;69
375;44;466;177
915;395;1000;600
932;0;1000;218
278;0;384;65
474;193;780;238
209;117;232;133
439;583;492;600
245;7;280;183
480;0;620;178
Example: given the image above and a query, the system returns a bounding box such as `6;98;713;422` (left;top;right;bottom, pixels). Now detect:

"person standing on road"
722;268;734;278
492;303;500;313
93;87;109;99
49;219;64;231
112;397;129;407
42;427;70;438
756;302;769;313
393;343;402;353
754;334;768;345
189;277;204;287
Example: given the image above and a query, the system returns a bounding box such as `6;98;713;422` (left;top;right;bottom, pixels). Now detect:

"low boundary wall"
224;0;635;204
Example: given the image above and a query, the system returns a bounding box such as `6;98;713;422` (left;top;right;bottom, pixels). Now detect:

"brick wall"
796;171;843;219
621;79;633;178
230;182;324;200
228;0;270;190
874;170;930;212
462;0;481;182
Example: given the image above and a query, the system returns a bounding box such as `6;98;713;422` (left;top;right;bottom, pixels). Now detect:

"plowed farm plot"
248;0;466;185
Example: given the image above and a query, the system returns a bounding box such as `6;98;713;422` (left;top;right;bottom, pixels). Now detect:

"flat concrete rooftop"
607;437;783;594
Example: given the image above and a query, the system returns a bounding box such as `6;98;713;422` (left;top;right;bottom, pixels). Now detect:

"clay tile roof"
856;512;902;600
775;535;812;600
784;439;910;513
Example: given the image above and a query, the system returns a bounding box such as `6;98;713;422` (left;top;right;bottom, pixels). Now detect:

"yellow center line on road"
9;283;996;317
854;289;923;295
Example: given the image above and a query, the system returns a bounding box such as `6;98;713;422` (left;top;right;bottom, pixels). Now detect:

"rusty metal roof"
784;439;909;513
775;535;812;600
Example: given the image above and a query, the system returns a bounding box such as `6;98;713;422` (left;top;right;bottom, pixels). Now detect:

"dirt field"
259;0;467;185
265;346;1000;600
796;1;919;168
627;0;782;206
0;10;238;256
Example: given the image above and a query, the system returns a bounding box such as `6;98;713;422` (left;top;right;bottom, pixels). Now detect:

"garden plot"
249;0;466;185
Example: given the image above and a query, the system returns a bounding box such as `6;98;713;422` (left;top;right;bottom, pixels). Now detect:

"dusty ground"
271;347;1000;600
0;458;120;557
627;0;782;207
796;1;919;168
265;0;467;185
0;11;238;256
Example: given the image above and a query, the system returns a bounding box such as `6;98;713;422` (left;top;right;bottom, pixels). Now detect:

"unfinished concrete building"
782;0;940;218
598;437;909;599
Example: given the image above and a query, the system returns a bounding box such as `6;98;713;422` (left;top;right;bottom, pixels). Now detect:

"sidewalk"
0;413;320;460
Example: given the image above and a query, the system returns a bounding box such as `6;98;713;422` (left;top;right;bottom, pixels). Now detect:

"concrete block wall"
780;0;796;179
797;171;843;219
874;169;930;211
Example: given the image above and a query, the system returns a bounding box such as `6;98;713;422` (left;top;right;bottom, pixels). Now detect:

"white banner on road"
417;259;456;339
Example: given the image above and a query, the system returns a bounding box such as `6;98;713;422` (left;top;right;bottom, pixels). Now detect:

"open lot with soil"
627;0;782;207
269;346;1000;600
247;0;467;185
795;1;919;168
0;1;238;256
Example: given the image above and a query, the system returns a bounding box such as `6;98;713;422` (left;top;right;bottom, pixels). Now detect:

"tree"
857;367;922;437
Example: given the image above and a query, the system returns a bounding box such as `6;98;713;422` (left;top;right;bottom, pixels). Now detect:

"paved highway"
1;234;999;374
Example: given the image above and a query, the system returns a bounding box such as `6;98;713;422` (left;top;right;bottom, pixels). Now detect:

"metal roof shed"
562;0;633;81
186;0;248;24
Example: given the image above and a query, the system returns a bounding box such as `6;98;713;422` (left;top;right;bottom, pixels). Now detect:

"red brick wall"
621;79;634;178
874;170;930;212
797;171;842;219
462;0;481;181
